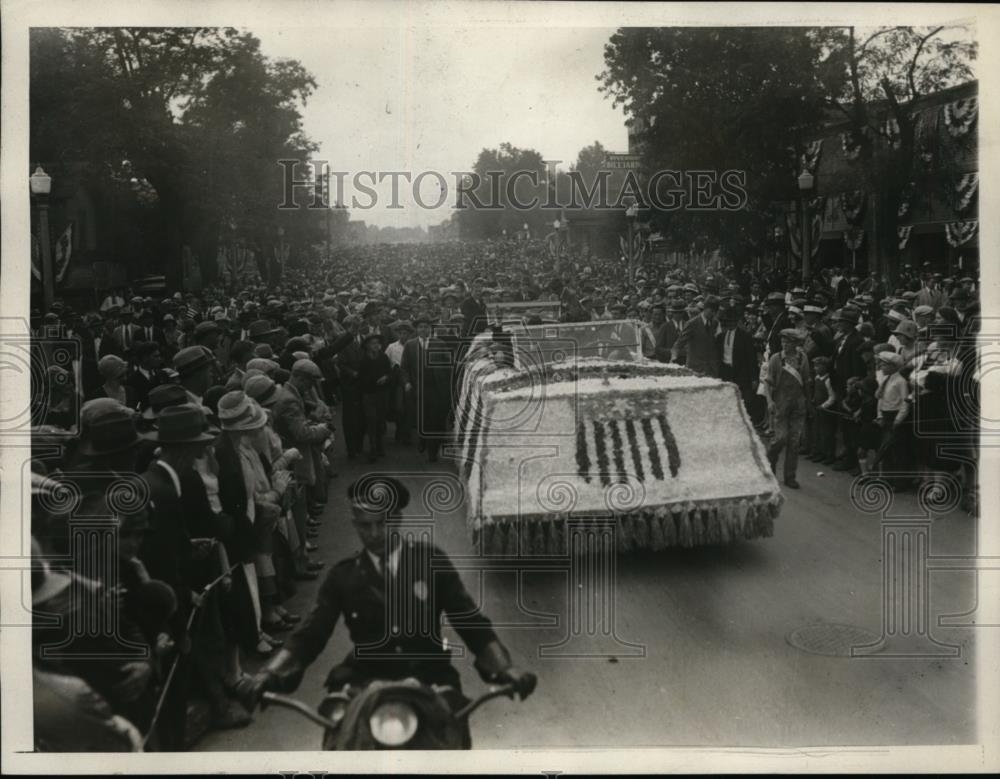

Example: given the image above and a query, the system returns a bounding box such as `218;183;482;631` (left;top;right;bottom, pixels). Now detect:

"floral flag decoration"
943;97;978;138
945;220;978;248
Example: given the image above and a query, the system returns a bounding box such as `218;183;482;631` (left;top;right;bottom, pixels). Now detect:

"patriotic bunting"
953;172;978;214
843;227;864;251
839;190;866;225
897;226;913;250
945;220;978;248
943;97;978;138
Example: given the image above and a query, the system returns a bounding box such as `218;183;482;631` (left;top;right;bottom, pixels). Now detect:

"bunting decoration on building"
218;243;261;289
897;226;913;250
879;117;902;150
945;220;978;248
897;181;916;219
53;223;73;283
943;97;978;138
800;140;823;175
839;190;866;225
841;128;865;161
785;210;821;259
843;227;865;251
953;172;979;214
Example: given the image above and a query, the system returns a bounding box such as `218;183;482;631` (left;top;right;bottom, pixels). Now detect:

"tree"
30;28;327;288
822;26;976;278
454;143;550;240
599;27;844;268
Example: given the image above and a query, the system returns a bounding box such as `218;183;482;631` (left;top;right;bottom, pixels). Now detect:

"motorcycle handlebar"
261;692;341;730
260;682;521;729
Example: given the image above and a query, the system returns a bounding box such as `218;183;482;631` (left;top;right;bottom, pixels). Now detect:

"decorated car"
454;320;782;555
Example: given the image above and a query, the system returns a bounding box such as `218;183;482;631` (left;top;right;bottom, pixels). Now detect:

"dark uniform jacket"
460;296;488;337
715;326;758;390
283;540;499;690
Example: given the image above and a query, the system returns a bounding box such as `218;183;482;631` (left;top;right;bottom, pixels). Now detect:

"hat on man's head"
173;346;214;377
217;391;267;432
244;374;279;408
247;319;281;341
887;309;907;323
347;475;410;514
141;384;189;420
765;292;786;305
949;287;971;301
837;308;861;325
78;404;150;457
892;320;918;340
913;305;935;318
149;403;218;444
392;319;414;333
291;359;323;380
246;357;279;376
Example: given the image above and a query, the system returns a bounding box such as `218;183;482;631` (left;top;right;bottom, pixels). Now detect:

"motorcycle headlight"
369;701;418;747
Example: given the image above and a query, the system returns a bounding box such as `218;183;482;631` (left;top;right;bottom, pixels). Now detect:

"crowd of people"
28;236;980;750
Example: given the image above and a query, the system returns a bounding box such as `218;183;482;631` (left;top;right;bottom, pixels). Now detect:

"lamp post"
30;167;54;309
797;170;814;284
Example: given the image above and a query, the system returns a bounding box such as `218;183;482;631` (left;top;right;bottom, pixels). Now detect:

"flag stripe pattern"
577;414;680;484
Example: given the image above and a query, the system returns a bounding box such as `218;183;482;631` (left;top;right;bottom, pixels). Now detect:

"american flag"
575;414;681;486
54;223;73;282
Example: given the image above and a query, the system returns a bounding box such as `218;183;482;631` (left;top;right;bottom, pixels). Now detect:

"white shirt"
367;545;401;576
723;328;736;366
155;460;182;499
385;340;405;367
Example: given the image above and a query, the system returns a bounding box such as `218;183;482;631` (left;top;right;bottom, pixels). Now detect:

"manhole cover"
786;623;880;656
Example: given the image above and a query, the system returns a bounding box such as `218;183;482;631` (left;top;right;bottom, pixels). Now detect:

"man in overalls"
764;328;812;489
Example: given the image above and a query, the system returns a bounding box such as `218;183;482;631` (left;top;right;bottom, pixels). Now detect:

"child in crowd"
808;356;836;464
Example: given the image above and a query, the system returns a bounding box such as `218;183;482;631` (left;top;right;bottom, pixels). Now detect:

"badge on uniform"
413;580;428;601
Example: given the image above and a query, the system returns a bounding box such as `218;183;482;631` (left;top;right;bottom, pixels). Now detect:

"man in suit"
272;359;334;495
96;314;125;360
239;476;535;747
115;309;141;357
400;316;452;462
460;277;489;338
128;341;170;411
672;296;722;377
761;292;791;358
831;307;867;472
716;305;758;417
138;404;248;746
333;315;366;458
802;303;835;360
915;272;948;310
134;309;165;349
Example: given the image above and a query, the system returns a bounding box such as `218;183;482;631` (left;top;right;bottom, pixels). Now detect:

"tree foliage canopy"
30;27;333;284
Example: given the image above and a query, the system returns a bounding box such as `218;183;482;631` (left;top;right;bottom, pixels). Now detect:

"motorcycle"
259;677;529;750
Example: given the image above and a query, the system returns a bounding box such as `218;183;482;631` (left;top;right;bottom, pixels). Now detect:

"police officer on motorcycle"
238;475;536;745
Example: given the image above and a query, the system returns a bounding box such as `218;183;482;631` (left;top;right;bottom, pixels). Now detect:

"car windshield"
509;319;642;370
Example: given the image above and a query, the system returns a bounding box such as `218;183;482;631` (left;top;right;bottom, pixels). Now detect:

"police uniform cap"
348;476;410;513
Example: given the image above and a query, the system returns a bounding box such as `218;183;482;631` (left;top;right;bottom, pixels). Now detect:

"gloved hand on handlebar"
474;640;536;701
233;648;305;711
498;667;537;701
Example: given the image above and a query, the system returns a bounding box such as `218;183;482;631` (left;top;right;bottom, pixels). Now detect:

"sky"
254;26;630;229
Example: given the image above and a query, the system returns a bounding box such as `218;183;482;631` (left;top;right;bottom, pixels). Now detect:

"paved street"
199;433;977;751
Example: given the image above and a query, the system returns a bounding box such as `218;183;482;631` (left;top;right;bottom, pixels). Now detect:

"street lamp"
30;167;54;309
797;170;815;283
